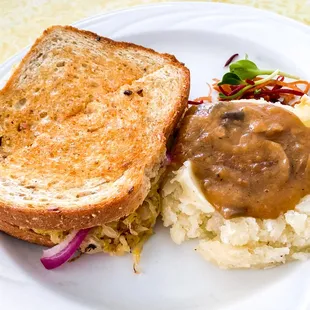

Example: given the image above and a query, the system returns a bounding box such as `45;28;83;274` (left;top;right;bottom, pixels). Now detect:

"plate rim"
73;1;310;32
1;1;310;71
1;2;310;310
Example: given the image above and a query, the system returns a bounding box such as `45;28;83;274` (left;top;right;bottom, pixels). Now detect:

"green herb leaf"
229;60;260;80
218;73;244;86
229;58;300;80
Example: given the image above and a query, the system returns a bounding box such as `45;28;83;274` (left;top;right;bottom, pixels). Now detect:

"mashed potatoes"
162;95;310;269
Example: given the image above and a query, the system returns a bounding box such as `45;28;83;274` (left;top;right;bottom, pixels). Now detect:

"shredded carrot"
194;83;212;103
213;82;231;95
211;76;310;105
288;80;310;93
194;83;213;103
292;99;301;106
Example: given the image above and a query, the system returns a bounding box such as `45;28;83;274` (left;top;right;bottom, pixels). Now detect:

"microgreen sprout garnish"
213;54;310;105
218;73;244;86
228;59;299;81
219;69;280;100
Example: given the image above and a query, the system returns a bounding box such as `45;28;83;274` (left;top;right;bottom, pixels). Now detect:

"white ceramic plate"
1;2;310;310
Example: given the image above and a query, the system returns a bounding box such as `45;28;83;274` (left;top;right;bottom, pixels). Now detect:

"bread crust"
0;219;54;247
0;179;149;230
1;25;188;95
0;26;190;232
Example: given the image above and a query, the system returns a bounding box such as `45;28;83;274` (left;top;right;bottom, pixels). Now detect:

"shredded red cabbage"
224;53;239;67
260;89;305;97
272;76;285;91
246;79;255;85
227;85;246;96
188;100;203;105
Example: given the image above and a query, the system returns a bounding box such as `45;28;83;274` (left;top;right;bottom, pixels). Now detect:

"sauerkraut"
33;180;161;269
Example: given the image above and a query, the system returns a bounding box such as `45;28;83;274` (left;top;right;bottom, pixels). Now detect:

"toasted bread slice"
0;218;53;246
0;26;190;233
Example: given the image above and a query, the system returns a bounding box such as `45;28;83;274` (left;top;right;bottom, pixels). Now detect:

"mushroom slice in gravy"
173;102;310;219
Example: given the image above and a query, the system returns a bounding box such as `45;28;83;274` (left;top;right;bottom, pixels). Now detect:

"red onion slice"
40;228;90;270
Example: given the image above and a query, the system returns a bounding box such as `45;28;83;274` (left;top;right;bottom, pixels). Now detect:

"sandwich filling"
162;96;310;268
33;177;161;269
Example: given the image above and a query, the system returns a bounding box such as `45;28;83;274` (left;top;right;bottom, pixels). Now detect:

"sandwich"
0;25;190;269
162;96;310;269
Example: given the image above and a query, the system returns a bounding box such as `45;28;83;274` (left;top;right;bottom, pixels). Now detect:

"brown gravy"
173;102;310;219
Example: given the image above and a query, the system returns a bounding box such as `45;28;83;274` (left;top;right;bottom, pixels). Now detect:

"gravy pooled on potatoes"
173;102;310;219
